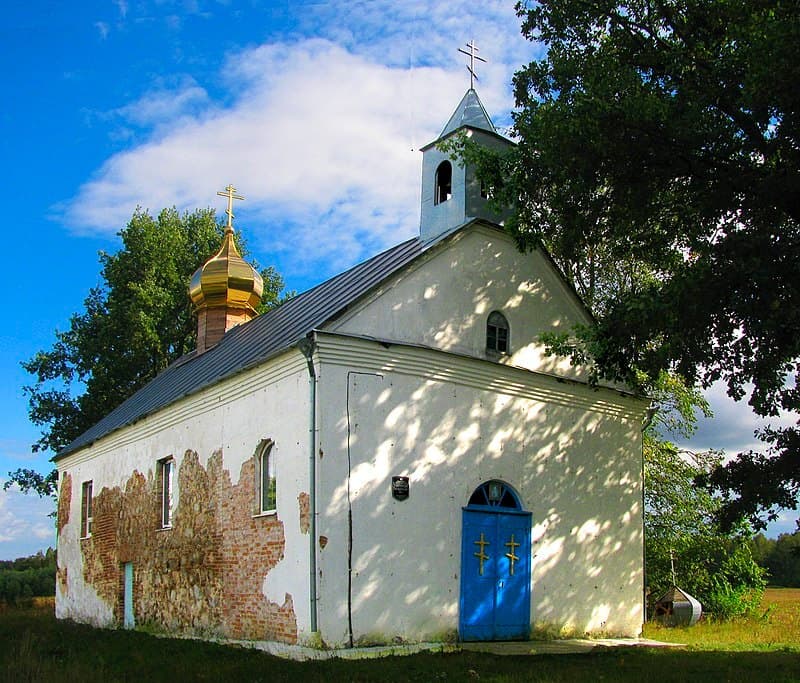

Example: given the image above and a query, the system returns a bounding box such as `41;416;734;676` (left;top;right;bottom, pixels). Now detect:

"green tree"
750;531;800;587
0;549;56;603
640;379;765;618
11;207;286;496
469;0;799;529
645;439;765;617
749;532;774;568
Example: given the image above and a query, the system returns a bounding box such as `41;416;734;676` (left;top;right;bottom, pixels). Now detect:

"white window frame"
160;457;174;528
486;310;510;354
255;440;276;515
80;480;93;538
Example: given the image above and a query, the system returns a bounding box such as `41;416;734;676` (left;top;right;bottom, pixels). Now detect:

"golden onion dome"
189;228;264;313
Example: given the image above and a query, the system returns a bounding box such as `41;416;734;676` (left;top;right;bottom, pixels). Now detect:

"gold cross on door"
473;533;490;576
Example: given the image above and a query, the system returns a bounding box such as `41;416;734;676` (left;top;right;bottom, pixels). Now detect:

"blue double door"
460;508;532;641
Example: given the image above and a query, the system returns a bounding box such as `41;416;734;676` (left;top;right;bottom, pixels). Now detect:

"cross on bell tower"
458;39;486;90
417;44;513;243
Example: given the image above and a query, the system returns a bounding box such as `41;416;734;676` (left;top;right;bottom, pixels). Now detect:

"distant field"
1;590;798;682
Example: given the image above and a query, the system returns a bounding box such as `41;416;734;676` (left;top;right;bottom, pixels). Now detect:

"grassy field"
1;589;798;682
643;587;800;651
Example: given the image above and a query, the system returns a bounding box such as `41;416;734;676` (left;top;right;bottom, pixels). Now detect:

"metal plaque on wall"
391;476;409;501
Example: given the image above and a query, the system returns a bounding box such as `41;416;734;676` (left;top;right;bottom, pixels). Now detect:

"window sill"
157;525;173;532
252;510;277;519
485;350;510;360
80;535;92;540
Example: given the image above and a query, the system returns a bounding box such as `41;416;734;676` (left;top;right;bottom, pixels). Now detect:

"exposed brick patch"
56;564;68;595
214;451;295;642
56;473;72;596
298;492;310;534
81;486;124;612
76;449;297;643
57;473;71;534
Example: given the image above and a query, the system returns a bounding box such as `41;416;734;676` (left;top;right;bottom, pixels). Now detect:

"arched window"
467;480;522;509
486;311;509;354
255;439;276;514
435;161;452;205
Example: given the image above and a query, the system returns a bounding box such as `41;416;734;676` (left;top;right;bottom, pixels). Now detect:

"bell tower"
419;43;514;243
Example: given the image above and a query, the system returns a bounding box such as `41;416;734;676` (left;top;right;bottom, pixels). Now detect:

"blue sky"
0;1;795;560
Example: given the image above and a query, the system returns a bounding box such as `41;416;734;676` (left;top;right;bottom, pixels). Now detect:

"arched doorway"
459;480;531;641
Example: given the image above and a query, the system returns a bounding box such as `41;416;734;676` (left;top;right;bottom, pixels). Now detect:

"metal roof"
439;88;497;138
419;89;509;153
57;235;425;459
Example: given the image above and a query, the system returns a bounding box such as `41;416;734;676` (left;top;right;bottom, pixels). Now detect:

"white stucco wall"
55;350;313;638
327;223;594;382
314;334;645;646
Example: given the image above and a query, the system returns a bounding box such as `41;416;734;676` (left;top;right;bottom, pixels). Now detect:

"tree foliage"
0;548;56;604
468;0;800;528
18;207;286;472
641;382;765;618
750;531;800;587
644;438;766;617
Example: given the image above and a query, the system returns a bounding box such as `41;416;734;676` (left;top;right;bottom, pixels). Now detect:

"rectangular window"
496;327;509;353
255;440;276;514
486;312;510;354
160;458;174;528
487;326;497;350
80;480;93;537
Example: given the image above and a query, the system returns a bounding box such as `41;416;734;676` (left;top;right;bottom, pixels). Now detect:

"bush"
704;581;763;620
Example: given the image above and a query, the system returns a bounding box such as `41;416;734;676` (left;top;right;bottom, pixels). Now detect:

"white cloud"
678;380;797;456
766;510;800;537
60;1;540;279
115;0;128;20
0;481;55;559
113;80;210;128
63;40;474;275
673;381;799;538
94;21;110;40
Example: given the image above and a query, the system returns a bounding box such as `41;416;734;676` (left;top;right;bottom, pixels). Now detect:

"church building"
53;84;647;648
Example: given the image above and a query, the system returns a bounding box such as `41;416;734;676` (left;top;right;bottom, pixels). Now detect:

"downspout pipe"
298;334;318;634
641;404;657;624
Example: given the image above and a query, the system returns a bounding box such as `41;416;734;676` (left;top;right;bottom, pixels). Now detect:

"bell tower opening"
434;161;452;205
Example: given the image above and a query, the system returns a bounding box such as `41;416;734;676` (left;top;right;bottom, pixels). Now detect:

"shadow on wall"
322;341;642;642
332;233;589;380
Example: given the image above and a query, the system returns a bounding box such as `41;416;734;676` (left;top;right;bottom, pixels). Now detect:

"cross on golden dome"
217;184;244;233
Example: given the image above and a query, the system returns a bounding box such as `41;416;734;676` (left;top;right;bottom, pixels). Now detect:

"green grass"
643;588;800;652
1;590;799;682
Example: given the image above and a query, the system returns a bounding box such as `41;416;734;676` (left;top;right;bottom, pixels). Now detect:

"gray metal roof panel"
439;88;496;138
57;236;424;459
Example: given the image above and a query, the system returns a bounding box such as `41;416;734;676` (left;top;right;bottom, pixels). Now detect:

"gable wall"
54;350;313;644
326;225;594;381
314;333;645;646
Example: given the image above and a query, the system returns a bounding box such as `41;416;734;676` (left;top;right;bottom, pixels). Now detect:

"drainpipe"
298;335;318;634
641;404;656;624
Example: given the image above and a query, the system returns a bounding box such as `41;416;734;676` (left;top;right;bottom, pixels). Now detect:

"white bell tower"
419;43;514;243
